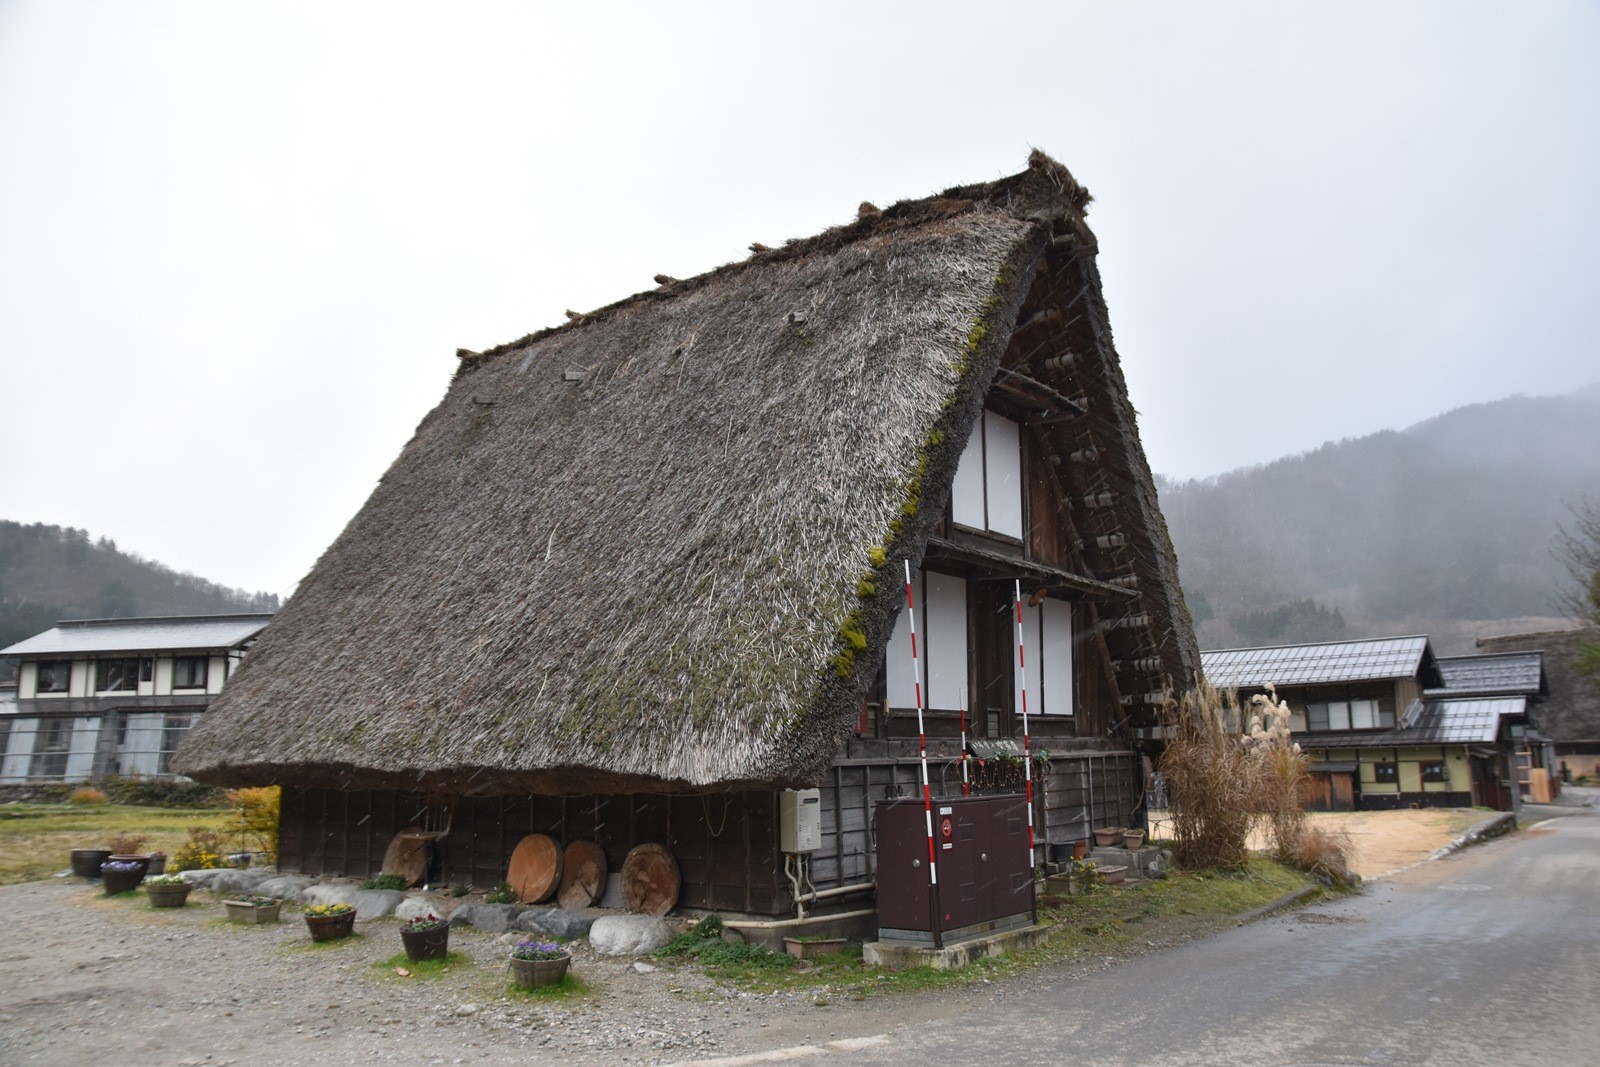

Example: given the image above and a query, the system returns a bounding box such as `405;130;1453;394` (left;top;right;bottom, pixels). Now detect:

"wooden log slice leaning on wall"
557;840;608;910
380;826;429;887
507;834;564;904
621;842;680;915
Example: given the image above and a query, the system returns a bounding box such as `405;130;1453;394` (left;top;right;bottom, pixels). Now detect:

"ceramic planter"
71;848;112;879
510;954;570;989
783;936;847;960
1098;864;1129;885
145;882;191;908
1122;829;1146;850
1092;827;1123;848
401;923;450;962
305;910;357;942
223;899;281;923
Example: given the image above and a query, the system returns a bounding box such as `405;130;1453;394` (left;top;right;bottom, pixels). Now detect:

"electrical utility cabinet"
874;793;1035;947
779;788;822;853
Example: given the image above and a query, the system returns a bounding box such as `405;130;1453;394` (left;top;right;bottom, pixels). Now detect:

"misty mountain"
1161;385;1600;653
0;521;279;679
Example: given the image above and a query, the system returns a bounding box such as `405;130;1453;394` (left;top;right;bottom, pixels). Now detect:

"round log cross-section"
556;840;608;910
621;842;680;915
507;834;564;904
380;826;428;887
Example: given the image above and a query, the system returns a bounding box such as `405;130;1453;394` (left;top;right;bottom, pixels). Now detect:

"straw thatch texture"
177;152;1193;793
176;189;1069;793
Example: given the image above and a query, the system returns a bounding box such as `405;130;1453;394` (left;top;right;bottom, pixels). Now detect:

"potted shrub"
303;901;357;942
400;914;450;961
509;939;570;989
101;858;148;895
1092;826;1124;848
144;873;191;908
222;895;282;923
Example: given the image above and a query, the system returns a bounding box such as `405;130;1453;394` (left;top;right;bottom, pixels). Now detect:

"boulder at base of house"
514;907;597;941
254;874;317;900
448;903;524;932
299;883;404;919
395;896;450;923
589;914;674;957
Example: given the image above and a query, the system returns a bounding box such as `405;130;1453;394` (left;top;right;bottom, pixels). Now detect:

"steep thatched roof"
176;152;1195;795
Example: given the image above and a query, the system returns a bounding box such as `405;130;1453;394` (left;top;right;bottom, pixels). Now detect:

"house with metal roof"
1477;630;1600;783
0;614;272;786
1201;636;1541;812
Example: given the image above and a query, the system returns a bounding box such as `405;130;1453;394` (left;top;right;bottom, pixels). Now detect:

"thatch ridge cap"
466;151;1089;370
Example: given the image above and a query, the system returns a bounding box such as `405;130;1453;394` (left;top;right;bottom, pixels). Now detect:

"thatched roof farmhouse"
175;153;1197;913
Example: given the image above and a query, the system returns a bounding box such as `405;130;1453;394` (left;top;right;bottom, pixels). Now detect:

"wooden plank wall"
807;751;1142;891
279;787;785;914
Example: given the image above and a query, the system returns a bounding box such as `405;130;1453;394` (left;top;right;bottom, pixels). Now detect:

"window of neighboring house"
172;656;208;690
1307;700;1391;731
35;660;71;693
886;569;969;713
1372;761;1398;784
950;410;1024;539
1020;596;1074;715
1420;760;1448;784
158;713;195;774
95;659;140;693
30;718;71;780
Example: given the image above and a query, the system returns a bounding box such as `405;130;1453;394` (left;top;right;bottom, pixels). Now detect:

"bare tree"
1554;500;1600;679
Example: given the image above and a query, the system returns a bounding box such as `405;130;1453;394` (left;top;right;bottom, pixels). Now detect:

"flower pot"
223;899;281;924
401;923;450;962
1071;839;1088;860
510;954;570;989
1122;830;1146;850
1098;864;1129;885
101;858;149;895
145;882;191;908
146;853;168;876
305;910;356;942
783;936;847;960
71;848;112;879
1092;827;1123;848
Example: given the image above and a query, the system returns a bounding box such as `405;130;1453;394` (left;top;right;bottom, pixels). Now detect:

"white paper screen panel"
924;571;969;712
950;419;986;529
885;577;925;709
1041;599;1073;715
984;413;1023;538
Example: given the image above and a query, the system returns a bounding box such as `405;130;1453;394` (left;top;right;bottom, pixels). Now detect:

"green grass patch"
504;972;589;1000
0;803;229;886
373;951;473;980
668;858;1314;998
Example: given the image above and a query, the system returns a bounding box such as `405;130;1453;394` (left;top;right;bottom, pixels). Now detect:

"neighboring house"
1202;636;1543;813
1477;630;1600;781
0;614;272;785
175;153;1198;917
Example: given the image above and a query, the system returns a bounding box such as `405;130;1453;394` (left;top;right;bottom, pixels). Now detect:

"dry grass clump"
1162;680;1359;885
1158;679;1256;870
68;787;107;806
1292;824;1356;888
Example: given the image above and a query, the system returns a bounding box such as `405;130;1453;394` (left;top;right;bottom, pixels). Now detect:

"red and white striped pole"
904;563;939;896
1013;581;1036;867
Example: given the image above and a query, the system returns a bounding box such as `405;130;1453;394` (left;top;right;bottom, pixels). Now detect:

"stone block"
515;907;597;940
449;903;524;932
589;914;673;956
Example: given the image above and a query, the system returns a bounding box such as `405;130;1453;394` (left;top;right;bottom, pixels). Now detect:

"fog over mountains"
1160;384;1600;655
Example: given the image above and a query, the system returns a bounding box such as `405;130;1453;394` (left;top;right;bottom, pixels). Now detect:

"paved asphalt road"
838;803;1599;1067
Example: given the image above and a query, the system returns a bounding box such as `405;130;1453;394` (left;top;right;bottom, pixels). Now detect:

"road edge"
1232;883;1320;926
1428;811;1516;861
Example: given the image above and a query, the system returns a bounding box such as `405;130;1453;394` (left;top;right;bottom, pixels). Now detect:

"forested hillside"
0;522;279;676
1162;385;1600;654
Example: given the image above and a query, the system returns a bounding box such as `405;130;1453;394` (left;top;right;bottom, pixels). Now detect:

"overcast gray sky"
2;2;1596;598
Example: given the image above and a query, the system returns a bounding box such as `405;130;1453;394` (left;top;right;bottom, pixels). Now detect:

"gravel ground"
0;878;970;1067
